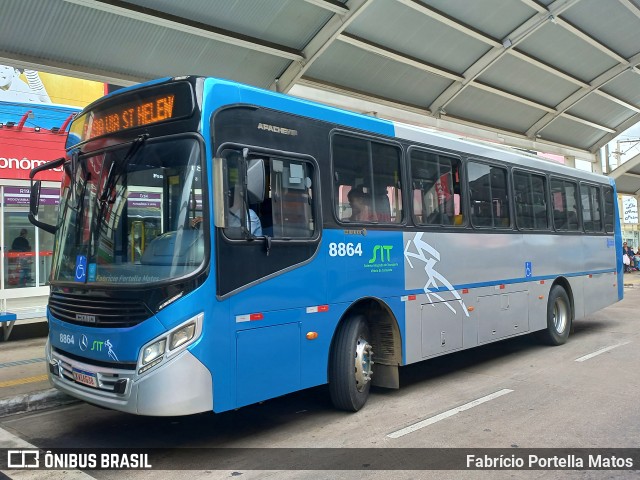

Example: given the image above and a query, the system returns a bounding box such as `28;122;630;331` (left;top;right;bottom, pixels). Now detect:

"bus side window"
332;133;402;224
513;170;549;230
410;149;462;227
603;186;615;233
581;184;602;233
468;161;510;228
551;178;580;232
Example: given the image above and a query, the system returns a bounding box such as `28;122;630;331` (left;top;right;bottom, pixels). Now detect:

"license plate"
72;368;98;388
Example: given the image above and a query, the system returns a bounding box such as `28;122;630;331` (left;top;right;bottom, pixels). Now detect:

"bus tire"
539;285;571;345
329;315;373;412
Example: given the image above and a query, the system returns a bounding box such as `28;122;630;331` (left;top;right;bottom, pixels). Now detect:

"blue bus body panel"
610;177;624;300
191;78;397;411
203;78;395;137
49;314;166;363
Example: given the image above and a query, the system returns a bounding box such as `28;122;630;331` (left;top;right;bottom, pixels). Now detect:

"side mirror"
246;158;265;204
28;157;65;235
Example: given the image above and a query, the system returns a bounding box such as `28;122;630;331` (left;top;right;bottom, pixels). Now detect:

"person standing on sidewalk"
11;229;32;287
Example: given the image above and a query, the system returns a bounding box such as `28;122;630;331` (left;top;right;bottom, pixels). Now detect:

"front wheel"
329;315;374;411
539;285;572;345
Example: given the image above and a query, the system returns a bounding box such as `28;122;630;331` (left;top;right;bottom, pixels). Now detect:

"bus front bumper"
46;340;213;416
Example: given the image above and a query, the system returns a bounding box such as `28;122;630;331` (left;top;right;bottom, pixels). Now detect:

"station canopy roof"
610;151;640;195
2;0;640;161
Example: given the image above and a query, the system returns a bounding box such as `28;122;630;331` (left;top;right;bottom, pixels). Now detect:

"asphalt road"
1;288;639;480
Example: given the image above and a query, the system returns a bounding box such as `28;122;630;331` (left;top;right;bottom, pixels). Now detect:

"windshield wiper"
90;134;148;257
99;134;148;206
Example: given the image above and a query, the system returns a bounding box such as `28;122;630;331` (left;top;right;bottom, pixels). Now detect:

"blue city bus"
29;76;622;416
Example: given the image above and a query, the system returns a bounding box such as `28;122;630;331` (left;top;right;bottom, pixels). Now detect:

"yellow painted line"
0;374;49;388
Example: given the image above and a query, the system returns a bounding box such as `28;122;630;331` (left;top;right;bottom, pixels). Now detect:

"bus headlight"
169;322;196;350
137;313;203;375
142;339;166;365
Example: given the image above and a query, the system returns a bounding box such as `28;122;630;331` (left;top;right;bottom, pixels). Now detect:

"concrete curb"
0;388;79;418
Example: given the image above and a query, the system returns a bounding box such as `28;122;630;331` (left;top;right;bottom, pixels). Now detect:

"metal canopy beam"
1;0;639;158
292;79;596;160
337;33;464;82
427;0;581;115
0;53;143;86
303;0;349;15
394;0;500;47
619;0;640;20
527;50;640;148
63;0;303;61
271;0;371;92
593;111;640;152
609;151;640;195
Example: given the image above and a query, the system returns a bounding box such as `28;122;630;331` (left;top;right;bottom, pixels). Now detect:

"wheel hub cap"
354;336;373;392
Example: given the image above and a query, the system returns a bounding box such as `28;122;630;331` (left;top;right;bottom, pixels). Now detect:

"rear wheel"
539;285;571;345
329;315;374;411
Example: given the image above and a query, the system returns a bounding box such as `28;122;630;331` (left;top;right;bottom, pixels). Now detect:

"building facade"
0;66;104;307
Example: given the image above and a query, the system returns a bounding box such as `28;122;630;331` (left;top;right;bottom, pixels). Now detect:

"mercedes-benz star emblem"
80;334;89;351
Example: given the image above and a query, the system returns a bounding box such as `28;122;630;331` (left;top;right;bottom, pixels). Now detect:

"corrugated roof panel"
0;0;67;59
566;94;636;130
628;162;640;176
422;0;537;40
538;117;607;150
601;70;640;107
346;0;491;75
137;30;289;88
561;0;640;59
305;42;451;108
445;86;545;134
0;1;157;76
613;176;640;194
476;54;579;107
2;0;640;155
517;23;619;82
128;0;332;50
0;0;287;87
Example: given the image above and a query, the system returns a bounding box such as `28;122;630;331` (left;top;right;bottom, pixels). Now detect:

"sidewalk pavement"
1;272;640;418
0;317;78;417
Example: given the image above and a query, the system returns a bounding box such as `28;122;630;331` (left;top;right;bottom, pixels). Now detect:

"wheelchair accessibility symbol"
75;255;87;282
525;261;532;278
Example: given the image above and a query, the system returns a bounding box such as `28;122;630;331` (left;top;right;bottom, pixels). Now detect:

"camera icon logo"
7;449;40;468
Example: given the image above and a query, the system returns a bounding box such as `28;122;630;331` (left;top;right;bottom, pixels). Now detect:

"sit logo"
369;245;393;263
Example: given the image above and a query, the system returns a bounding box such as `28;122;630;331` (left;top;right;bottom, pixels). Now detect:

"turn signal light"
306;332;318;340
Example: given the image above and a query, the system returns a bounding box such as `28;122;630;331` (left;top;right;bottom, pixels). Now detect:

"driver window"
220;149;316;240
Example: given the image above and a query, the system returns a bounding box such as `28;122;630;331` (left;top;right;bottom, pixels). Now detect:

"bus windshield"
52;136;205;285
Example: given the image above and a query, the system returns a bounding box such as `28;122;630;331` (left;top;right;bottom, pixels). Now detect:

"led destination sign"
68;82;194;145
89;94;175;138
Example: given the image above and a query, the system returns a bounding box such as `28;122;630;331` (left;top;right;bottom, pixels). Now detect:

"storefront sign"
4;186;59;206
0;128;66;181
623;196;638;224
